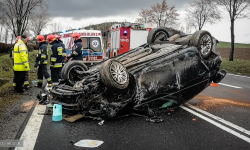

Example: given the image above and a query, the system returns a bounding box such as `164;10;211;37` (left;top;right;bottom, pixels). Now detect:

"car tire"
61;61;88;86
190;30;213;58
147;28;170;44
100;59;129;90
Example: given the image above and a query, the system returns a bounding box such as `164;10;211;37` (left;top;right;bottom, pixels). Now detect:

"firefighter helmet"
47;34;56;43
36;35;45;42
72;32;81;39
54;34;61;40
15;36;21;42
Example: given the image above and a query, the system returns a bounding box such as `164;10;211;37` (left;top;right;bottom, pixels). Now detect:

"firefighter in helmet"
47;34;64;85
35;35;52;87
54;34;66;66
11;36;31;90
10;36;21;91
13;35;30;94
67;32;83;61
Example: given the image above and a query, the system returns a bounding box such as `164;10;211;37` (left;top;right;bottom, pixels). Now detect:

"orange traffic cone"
210;82;218;87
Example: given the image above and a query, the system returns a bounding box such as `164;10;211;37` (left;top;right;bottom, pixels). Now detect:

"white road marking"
15;105;46;150
186;103;250;136
218;83;243;89
227;73;250;79
180;105;250;143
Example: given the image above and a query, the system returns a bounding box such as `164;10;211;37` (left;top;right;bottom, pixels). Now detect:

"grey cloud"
47;0;192;20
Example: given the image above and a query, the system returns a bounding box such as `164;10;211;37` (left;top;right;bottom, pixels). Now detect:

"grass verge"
0;51;38;117
220;58;250;76
218;42;250;48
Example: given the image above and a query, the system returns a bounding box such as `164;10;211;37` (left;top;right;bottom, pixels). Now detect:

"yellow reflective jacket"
13;40;30;71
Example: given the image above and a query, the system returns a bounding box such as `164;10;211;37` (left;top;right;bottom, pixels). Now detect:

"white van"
60;29;105;65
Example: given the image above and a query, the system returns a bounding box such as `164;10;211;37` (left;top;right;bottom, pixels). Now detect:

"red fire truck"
107;23;157;58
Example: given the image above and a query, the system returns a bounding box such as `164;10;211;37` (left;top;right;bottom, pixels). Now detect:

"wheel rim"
110;61;127;85
154;31;168;42
68;65;85;84
200;34;212;56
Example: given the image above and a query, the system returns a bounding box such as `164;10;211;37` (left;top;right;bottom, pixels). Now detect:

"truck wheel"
147;28;170;44
61;61;88;86
190;30;213;58
100;59;129;90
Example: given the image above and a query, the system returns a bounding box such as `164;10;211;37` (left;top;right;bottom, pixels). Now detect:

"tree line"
135;0;250;61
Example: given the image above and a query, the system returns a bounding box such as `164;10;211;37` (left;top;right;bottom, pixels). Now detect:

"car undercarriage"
41;28;227;120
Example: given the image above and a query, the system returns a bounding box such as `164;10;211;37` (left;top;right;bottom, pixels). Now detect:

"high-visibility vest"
13;40;30;71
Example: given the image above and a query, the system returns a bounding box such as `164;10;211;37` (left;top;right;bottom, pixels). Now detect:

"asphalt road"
14;73;250;150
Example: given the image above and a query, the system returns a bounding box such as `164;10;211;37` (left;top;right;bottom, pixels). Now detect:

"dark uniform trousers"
37;64;50;86
14;71;26;93
51;67;62;83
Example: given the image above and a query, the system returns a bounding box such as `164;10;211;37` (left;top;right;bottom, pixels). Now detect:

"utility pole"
5;29;8;44
0;26;2;42
11;34;13;44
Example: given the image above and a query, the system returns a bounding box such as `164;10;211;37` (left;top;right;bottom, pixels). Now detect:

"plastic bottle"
52;103;62;121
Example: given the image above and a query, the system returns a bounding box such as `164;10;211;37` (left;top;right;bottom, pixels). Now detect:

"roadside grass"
0;51;38;117
218;42;250;48
220;58;250;76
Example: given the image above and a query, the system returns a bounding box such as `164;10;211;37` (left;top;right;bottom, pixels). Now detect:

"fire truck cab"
60;29;105;66
107;23;157;58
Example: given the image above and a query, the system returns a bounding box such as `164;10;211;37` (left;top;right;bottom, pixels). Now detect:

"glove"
34;63;38;68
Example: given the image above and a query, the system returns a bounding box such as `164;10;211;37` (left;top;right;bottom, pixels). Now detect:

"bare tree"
163;5;179;28
216;0;250;61
50;22;63;33
29;5;51;37
0;0;45;37
185;0;221;30
151;0;168;27
185;23;194;34
136;0;179;28
136;9;153;23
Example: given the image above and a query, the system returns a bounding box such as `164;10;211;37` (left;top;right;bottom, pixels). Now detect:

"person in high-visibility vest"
13;35;30;93
11;36;30;90
10;36;21;91
35;35;53;87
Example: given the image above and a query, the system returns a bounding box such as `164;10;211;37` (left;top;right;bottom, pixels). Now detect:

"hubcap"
110;62;127;85
154;31;168;42
200;34;212;55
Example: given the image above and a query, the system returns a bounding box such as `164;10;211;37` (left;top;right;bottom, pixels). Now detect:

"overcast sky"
43;0;250;43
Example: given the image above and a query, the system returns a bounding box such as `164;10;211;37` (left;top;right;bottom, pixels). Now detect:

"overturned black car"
48;28;226;119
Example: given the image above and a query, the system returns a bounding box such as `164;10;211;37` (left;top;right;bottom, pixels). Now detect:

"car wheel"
61;61;88;86
147;28;170;44
100;59;129;90
190;30;213;58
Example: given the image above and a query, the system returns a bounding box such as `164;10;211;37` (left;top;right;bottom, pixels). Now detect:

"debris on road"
74;139;104;148
146;116;164;123
98;120;105;125
210;82;219;87
37;109;52;115
63;114;85;123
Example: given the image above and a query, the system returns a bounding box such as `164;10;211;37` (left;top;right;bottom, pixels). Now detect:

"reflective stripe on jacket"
37;42;48;65
50;41;64;68
13;40;30;71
